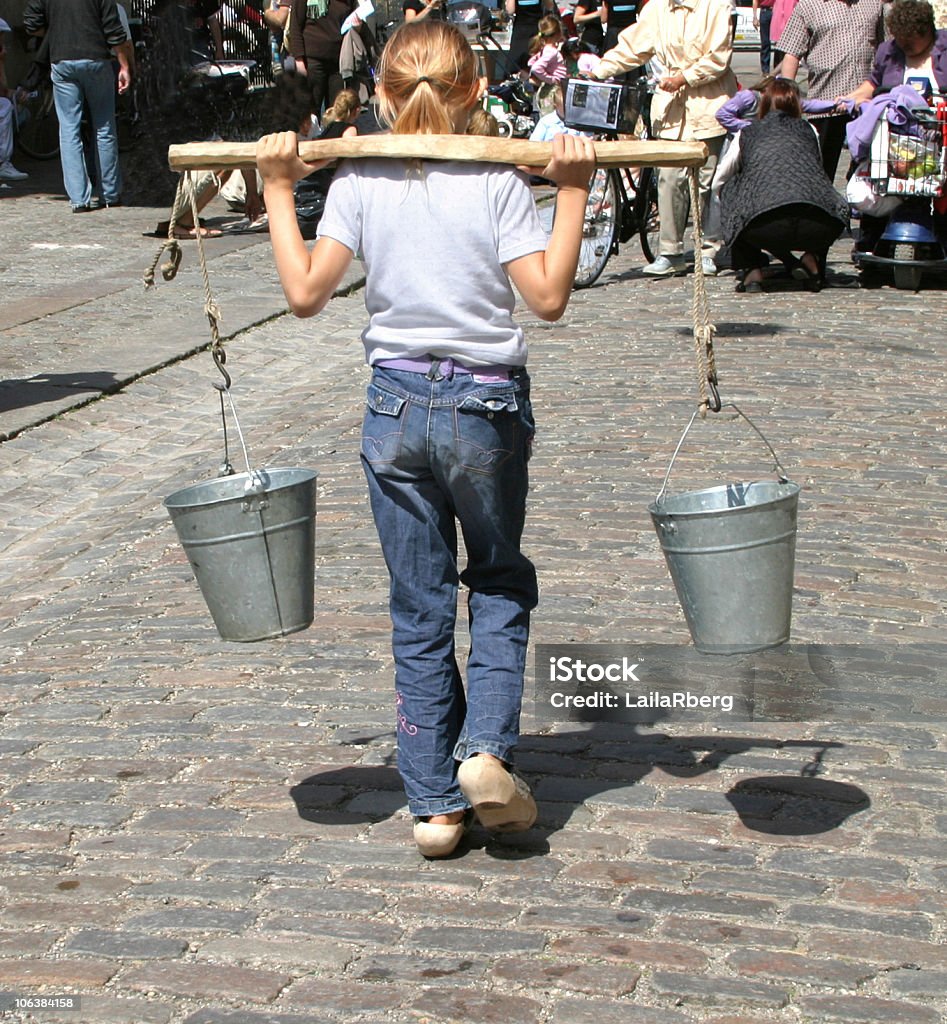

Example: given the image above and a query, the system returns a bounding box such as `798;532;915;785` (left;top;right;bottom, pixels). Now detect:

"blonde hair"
323;88;361;125
529;16;564;56
376;21;481;135
466;107;500;136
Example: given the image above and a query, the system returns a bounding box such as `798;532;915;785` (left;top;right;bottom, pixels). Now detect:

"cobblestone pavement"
1;168;945;1024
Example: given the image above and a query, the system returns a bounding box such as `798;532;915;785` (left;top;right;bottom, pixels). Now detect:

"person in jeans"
591;0;737;277
23;0;132;212
256;20;595;858
753;0;775;74
0;18;28;182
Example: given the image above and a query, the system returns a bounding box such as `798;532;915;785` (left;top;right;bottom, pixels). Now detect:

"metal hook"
706;376;722;413
212;344;231;391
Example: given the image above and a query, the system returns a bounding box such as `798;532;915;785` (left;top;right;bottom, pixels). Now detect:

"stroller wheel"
893;264;923;290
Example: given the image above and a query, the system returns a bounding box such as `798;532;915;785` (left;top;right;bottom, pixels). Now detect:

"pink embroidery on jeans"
395;691;418;735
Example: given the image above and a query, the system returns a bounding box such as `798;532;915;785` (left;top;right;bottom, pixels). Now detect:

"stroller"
485;76;538;138
850;89;947;290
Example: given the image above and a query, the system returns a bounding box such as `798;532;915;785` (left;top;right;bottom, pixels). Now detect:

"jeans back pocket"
454;391;523;475
362;383;407;465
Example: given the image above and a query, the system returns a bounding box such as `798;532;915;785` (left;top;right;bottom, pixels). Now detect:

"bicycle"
14;67;58;160
577;156;660;288
15;71;143;161
566;76;662;288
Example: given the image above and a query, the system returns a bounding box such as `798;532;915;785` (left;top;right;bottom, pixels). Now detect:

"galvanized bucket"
649;406;800;655
164;467;318;642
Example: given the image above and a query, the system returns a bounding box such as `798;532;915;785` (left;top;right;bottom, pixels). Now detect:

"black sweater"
23;0;127;64
721;111;849;244
289;0;357;64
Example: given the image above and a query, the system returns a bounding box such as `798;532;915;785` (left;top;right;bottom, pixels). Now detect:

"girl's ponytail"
322;88;362;125
529;15;563;55
390;79;456;136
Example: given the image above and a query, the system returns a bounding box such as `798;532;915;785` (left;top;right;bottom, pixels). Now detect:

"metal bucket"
649;406;800;655
164;467;317;642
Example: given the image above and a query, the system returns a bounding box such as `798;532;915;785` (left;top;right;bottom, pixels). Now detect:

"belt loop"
425;357;441;381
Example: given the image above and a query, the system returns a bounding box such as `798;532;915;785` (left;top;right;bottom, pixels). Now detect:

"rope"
688;166;720;415
142;171;230;389
140;172;241;478
142;172;188;289
184;174;229;388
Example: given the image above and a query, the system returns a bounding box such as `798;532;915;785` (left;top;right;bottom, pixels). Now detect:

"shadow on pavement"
289;724;870;858
671;322;789;337
726;775;871;835
0;370;123;412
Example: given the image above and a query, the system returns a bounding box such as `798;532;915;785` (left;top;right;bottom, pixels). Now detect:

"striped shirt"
777;0;885;103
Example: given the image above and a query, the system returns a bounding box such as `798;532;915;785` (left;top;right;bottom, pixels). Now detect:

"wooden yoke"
167;135;708;172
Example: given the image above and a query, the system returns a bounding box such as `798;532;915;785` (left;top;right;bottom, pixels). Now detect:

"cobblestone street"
0;161;945;1024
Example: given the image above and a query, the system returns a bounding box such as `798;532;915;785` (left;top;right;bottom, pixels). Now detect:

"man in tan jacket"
593;0;737;275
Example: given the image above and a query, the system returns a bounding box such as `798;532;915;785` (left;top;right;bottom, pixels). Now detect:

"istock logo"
548;656;640;683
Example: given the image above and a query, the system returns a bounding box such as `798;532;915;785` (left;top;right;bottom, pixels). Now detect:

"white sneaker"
643;254;687;277
701;256;719;276
0;161;28;181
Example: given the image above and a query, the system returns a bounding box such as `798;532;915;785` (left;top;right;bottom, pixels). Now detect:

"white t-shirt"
317;158;548;367
903;58;937;97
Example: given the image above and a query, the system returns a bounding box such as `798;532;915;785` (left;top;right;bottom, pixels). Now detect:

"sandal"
224;213;268;234
457;756;537;833
151;220;223;240
171;224;224;240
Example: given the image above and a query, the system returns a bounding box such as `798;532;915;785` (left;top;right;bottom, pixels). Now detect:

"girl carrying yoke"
256;20;595;858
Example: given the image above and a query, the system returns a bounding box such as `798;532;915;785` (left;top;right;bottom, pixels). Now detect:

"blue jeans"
51;59;121;208
759;7;773;74
360;364;538;818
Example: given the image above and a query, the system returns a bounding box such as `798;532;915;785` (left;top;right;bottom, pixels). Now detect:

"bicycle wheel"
573;167;620;290
115;91;140;153
636;166;659;266
16;79;60;160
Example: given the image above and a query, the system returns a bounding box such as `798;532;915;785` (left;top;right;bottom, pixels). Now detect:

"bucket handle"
213;381;268;497
655;402;790;505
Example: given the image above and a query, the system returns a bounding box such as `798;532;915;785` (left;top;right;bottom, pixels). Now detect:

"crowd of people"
582;0;947;285
250;0;946;290
3;0;946;271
